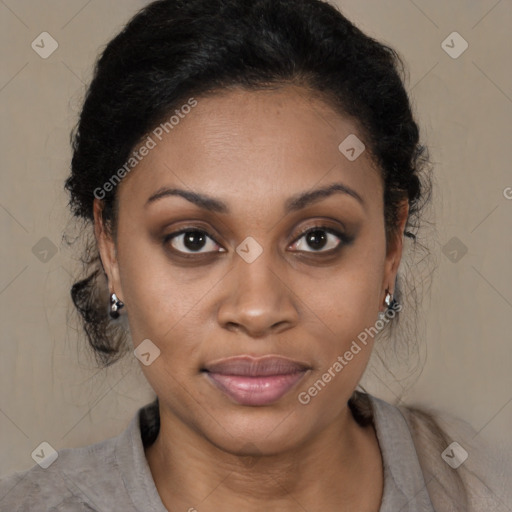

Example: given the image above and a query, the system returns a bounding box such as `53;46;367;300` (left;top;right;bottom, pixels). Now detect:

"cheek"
115;233;206;351
293;266;384;412
305;256;385;339
293;249;386;396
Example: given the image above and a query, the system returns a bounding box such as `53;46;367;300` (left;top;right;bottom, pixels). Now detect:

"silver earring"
378;291;393;321
110;292;124;319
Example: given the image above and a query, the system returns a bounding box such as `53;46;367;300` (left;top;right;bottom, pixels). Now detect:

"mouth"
202;355;311;406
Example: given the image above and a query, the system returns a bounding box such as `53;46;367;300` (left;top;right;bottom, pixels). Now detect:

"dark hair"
64;0;433;371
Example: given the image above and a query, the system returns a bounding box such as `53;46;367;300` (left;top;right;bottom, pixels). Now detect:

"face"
95;85;407;455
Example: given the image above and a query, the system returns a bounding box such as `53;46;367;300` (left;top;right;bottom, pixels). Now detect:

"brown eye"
290;227;347;253
164;229;226;254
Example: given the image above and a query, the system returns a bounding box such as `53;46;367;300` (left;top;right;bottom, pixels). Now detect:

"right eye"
163;229;227;255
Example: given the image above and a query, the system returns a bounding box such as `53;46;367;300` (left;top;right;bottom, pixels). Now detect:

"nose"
217;250;299;338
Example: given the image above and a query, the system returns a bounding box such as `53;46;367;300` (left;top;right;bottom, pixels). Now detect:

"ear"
381;199;409;297
93;198;124;301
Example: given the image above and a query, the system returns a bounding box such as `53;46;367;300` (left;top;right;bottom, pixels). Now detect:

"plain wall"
1;0;511;478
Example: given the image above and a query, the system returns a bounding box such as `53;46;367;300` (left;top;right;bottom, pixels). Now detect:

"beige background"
1;0;511;479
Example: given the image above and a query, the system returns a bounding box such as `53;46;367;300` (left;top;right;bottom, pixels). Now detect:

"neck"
145;403;383;511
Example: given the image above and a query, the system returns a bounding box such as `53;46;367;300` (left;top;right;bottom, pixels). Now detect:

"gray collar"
115;411;168;511
368;395;436;511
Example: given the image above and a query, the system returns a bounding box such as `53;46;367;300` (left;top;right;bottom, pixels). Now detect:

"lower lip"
205;371;308;406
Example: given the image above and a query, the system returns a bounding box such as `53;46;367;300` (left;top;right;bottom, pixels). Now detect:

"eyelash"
162;224;351;257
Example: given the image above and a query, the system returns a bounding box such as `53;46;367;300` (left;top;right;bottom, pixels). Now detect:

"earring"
110;292;124;319
378;290;393;321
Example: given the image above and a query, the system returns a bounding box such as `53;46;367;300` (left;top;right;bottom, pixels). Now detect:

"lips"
202;355;310;406
203;355;309;376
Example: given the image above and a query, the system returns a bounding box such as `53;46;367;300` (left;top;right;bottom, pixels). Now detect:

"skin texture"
94;85;409;511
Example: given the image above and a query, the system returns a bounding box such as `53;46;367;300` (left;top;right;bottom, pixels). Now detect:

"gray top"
0;394;435;511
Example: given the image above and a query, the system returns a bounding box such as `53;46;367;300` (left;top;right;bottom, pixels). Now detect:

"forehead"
117;86;382;211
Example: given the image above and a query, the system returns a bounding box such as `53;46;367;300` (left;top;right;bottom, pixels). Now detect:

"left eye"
290;227;344;253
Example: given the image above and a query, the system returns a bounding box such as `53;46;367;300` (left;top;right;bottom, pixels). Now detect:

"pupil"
184;231;206;251
307;230;327;250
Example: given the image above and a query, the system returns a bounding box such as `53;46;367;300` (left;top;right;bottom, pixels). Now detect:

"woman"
0;0;509;510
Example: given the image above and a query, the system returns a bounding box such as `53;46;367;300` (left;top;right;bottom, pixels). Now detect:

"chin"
196;400;316;457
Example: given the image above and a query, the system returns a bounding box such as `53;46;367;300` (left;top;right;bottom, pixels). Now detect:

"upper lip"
202;355;310;377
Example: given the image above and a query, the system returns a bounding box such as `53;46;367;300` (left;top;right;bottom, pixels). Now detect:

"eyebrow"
145;182;364;214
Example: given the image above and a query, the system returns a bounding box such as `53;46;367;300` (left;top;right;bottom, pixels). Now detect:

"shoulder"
0;428;127;511
0;443;107;511
397;401;512;512
352;391;512;512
